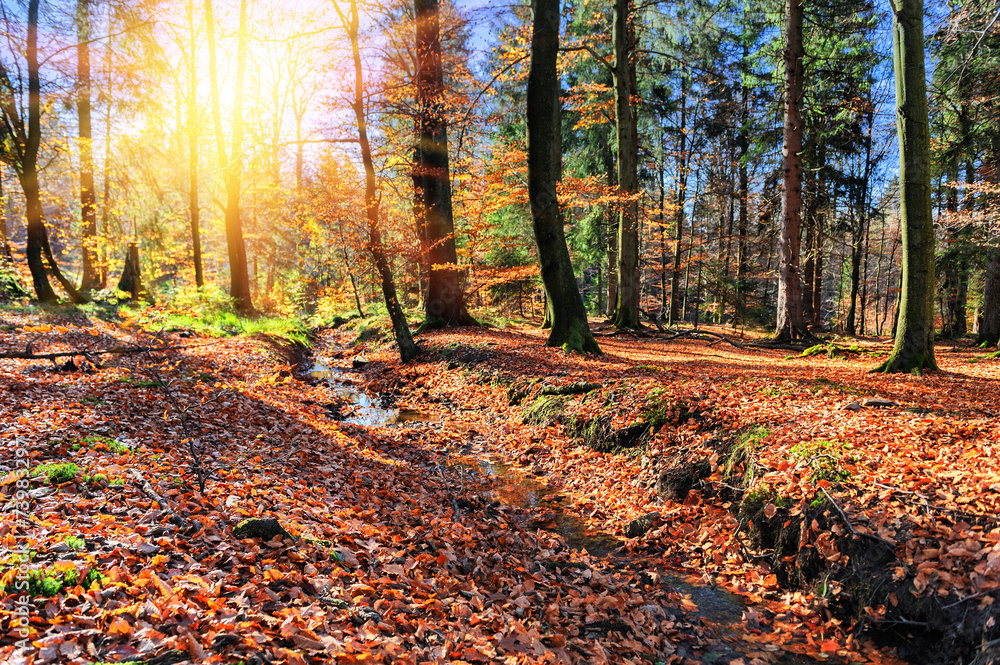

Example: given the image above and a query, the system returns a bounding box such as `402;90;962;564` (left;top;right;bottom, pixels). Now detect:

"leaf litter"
3;313;1000;664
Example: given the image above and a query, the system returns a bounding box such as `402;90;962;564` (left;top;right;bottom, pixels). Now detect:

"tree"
609;0;640;329
205;0;253;313
335;0;419;362
412;0;475;327
0;0;85;304
186;0;203;288
873;0;936;374
77;0;100;291
526;0;600;353
773;0;809;341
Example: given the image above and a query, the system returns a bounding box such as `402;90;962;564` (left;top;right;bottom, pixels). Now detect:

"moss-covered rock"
521;395;567;427
233;517;292;541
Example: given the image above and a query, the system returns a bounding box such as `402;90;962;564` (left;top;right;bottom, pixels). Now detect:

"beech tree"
874;0;936;373
205;0;253;313
526;0;600;353
336;0;419;362
77;0;100;292
412;0;475;327
0;0;85;304
609;0;640;330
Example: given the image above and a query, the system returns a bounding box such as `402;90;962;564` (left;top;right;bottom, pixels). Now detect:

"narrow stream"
308;359;815;663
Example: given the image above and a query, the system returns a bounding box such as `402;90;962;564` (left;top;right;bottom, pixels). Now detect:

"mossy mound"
233;517;292;541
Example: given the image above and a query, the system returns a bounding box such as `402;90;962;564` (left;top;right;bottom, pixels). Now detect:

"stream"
308;360;815;663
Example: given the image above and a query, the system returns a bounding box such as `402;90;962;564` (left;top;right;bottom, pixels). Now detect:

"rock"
842;401;862;411
521;395;567;427
232;517;292;541
656;462;710;502
625;511;661;538
352;357;369;370
863;398;897;408
538;382;601;396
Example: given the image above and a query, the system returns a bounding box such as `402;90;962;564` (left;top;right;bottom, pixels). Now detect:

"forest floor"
2;307;1000;665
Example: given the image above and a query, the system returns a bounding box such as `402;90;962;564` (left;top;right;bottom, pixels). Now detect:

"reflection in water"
450;457;622;557
308;363;433;426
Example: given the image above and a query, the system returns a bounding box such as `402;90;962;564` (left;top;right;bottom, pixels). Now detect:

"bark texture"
342;0;418;362
774;0;809;341
206;0;253;313
610;0;640;329
526;0;600;354
187;0;203;287
874;0;937;374
77;0;100;291
412;0;475;327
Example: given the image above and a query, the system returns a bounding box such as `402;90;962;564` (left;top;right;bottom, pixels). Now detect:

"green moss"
643;399;691;428
521;395;567;426
0;566;105;598
64;536;86;551
33;462;80;484
790;439;853;482
723;427;769;487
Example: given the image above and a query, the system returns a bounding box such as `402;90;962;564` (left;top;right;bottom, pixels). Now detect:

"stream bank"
299;340;825;665
302;323;1000;665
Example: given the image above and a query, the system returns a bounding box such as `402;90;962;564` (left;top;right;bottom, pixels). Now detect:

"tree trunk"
341;0;418;361
0;174;12;264
669;72;690;326
412;0;475;327
874;0;937;373
77;0;100;291
979;140;1000;346
8;0;86;304
610;0;640;329
187;0;203;288
734;49;750;327
206;0;253;313
117;241;146;300
774;0;809;341
526;0;600;353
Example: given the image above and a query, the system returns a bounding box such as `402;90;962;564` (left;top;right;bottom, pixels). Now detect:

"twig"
942;588;999;609
820;487;896;550
135;335;223;493
129;469;188;530
436;464;461;516
0;340;224;362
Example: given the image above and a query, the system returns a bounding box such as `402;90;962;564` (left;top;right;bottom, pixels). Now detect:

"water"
308;362;434;426
449;456;622;557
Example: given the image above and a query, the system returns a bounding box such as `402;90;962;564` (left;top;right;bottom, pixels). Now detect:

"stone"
232;517;292;541
625;511;661;538
863;398;897;408
842;401;862;411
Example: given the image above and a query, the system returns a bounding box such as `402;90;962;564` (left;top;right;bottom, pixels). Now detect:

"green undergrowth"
134;306;309;346
33;462;81;484
67;435;132;455
789;439;854;482
0;565;105;598
724;426;769;486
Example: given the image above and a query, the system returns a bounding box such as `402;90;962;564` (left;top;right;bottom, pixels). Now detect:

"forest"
2;0;1000;663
